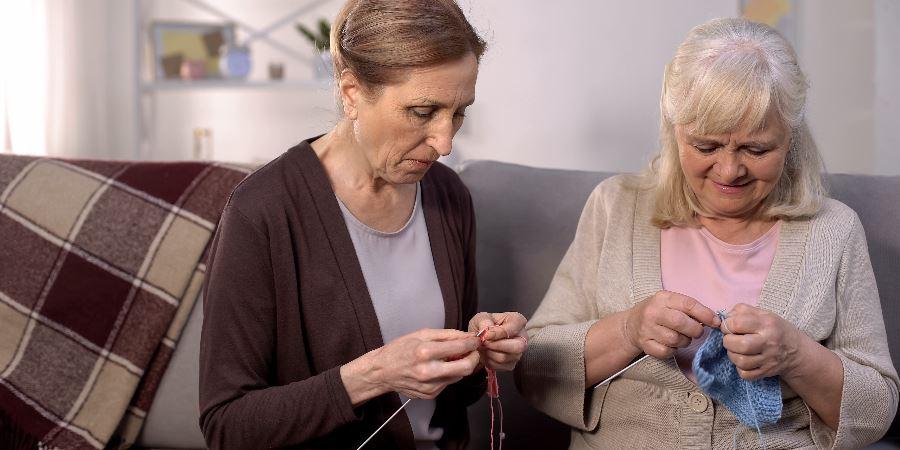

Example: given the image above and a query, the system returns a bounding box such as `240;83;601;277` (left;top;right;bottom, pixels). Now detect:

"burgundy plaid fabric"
0;155;250;449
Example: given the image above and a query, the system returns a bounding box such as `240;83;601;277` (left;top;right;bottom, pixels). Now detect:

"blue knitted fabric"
692;328;782;428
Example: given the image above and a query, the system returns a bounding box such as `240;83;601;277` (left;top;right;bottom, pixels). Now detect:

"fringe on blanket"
0;409;40;450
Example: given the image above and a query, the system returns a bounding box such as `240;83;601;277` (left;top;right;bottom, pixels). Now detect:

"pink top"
660;221;781;382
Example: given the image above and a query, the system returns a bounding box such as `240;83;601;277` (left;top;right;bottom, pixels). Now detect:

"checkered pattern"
0;155;250;449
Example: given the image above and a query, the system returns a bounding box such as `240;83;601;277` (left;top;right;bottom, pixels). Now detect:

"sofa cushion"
138;296;206;449
828;174;900;438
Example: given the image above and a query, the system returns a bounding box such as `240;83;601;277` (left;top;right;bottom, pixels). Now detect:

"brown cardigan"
199;140;485;450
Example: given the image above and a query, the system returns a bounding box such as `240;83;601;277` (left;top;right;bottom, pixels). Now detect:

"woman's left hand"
721;303;807;380
468;312;528;371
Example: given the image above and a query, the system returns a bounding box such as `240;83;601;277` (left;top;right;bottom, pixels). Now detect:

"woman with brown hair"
198;1;527;449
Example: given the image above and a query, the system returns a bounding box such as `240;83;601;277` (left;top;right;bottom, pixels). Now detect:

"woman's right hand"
341;328;481;405
623;291;720;359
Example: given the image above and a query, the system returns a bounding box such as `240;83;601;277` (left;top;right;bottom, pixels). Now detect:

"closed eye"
410;106;436;119
744;147;771;156
693;144;719;153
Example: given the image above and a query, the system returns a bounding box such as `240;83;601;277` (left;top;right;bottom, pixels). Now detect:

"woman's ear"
339;69;362;120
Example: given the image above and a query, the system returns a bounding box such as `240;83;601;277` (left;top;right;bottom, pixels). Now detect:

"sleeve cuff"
810;353;897;449
325;365;364;424
516;320;603;431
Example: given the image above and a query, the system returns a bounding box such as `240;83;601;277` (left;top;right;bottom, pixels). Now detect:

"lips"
407;159;435;169
711;179;752;195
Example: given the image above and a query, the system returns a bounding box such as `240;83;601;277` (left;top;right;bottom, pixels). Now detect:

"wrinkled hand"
624;291;720;359
721;303;804;380
468;312;528;371
370;328;481;399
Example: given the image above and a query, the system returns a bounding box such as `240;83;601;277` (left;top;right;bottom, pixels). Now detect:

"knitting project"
693;328;782;428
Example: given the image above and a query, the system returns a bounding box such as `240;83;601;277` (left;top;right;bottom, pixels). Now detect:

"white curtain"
0;0;48;155
46;0;132;159
1;0;131;158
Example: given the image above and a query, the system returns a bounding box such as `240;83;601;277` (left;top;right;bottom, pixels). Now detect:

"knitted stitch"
693;328;782;428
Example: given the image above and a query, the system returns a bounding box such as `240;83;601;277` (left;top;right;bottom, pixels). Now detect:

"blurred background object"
0;0;896;176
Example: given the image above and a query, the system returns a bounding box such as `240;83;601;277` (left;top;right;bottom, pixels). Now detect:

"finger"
722;333;764;355
414;357;479;384
657;309;705;339
726;350;765;371
644;339;675;359
484;358;518;372
469;312;495;333
482;349;517;366
665;293;720;327
434;353;480;379
416;328;477;342
736;366;766;381
652;324;687;348
496;312;528;335
416;337;480;362
723;313;760;336
481;337;528;355
480;324;513;342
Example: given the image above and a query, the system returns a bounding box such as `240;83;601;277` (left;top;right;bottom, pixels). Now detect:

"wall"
68;0;899;175
797;0;875;174
452;0;734;172
875;0;900;176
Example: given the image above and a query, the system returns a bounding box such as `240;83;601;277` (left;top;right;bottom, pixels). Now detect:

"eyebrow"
414;97;475;109
687;135;778;148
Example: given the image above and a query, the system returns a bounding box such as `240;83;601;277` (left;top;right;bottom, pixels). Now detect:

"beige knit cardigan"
515;175;899;449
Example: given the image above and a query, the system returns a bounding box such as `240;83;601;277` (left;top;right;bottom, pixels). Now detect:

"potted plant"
296;19;332;79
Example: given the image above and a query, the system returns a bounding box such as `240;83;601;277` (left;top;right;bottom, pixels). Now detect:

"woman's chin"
387;171;428;185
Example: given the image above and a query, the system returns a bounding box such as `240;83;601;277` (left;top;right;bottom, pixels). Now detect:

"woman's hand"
341;328;481;404
468;312;528;371
720;303;806;380
625;291;720;359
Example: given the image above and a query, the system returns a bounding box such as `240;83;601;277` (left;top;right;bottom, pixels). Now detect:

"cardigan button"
687;392;709;413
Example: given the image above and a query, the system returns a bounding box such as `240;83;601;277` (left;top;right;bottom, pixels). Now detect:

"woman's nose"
715;151;747;182
427;119;455;157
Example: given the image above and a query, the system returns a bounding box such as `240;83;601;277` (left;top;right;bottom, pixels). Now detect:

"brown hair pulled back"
330;0;486;89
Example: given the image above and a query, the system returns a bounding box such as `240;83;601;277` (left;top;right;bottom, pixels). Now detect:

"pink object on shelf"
180;60;207;80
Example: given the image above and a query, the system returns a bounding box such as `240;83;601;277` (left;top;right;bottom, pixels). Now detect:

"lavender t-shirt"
337;183;445;450
661;222;781;382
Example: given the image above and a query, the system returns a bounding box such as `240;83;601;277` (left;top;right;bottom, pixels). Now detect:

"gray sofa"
138;160;900;449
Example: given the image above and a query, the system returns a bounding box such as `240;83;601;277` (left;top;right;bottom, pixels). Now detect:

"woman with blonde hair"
516;17;898;448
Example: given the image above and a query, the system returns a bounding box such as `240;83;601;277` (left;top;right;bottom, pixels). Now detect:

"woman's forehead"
680;105;787;138
386;56;478;102
680;119;788;143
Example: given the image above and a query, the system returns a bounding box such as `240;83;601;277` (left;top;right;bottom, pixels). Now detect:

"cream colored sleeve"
514;182;610;431
810;213;900;449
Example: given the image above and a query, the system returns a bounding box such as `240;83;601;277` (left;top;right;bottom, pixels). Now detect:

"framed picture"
151;21;236;80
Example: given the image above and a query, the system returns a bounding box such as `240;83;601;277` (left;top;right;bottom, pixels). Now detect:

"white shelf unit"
133;0;335;160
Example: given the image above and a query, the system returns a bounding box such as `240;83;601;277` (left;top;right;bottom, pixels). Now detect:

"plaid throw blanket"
0;155;250;449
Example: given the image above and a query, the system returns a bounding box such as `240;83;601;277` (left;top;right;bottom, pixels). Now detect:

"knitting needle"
356;398;412;450
359;325;500;449
592;354;652;389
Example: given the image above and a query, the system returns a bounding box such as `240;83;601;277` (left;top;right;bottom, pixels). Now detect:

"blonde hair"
330;0;486;91
650;17;826;228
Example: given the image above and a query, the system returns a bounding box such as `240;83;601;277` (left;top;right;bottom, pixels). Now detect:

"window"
0;0;48;155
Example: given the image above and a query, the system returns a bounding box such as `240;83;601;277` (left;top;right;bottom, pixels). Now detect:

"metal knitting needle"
359;326;499;449
356;397;413;450
592;354;652;389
